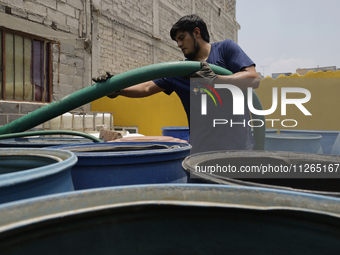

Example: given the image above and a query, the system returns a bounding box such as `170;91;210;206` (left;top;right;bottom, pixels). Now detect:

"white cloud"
262;57;275;63
267;58;316;76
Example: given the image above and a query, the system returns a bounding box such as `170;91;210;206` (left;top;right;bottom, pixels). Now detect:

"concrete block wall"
0;101;43;126
0;0;92;127
94;0;240;75
0;0;239;129
91;0;240;136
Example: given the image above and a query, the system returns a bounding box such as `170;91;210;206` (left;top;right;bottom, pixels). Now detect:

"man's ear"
193;27;201;39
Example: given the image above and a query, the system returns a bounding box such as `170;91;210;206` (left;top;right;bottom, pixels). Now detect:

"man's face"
175;30;200;59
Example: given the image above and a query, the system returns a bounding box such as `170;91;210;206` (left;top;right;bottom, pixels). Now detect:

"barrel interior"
0;156;59;175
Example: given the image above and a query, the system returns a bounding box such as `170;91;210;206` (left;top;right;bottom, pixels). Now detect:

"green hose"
0;130;102;143
0;61;265;149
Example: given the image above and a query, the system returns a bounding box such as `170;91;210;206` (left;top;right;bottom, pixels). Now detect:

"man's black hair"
170;14;210;43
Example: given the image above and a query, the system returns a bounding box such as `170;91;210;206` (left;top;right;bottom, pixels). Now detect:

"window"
0;28;52;102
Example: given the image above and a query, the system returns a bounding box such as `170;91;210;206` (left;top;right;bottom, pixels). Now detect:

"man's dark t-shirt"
153;39;256;152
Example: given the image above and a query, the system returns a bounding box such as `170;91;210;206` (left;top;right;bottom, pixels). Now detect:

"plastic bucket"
0;148;77;204
0;184;340;255
182;150;340;197
161;126;189;142
50;142;191;190
280;129;340;154
0;137;95;148
265;134;323;154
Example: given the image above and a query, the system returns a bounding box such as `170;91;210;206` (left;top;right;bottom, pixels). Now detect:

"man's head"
170;14;210;59
170;14;210;43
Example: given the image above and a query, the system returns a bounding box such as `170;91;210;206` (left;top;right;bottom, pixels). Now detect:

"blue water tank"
182;150;340;197
161;126;189;142
0;148;76;204
279;129;340;154
51;142;191;190
265;133;323;154
331;134;340;155
0;184;340;254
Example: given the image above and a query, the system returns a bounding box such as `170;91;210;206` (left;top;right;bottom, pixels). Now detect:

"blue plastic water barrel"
252;128;278;133
182;150;340;197
251;128;278;137
0;184;340;254
0;148;77;204
50;142;191;190
161;126;189;142
265;128;278;133
0;137;95;148
265;133;323;154
331;134;340;155
280;129;340;154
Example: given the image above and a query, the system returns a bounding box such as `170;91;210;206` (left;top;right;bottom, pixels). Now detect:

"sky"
236;0;340;77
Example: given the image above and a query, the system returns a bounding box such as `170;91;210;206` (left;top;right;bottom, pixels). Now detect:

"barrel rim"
280;129;340;134
49;141;192;157
182;150;340;197
1;184;340;233
265;134;322;140
161;126;189;131
0;137;94;146
182;150;340;165
0;148;77;187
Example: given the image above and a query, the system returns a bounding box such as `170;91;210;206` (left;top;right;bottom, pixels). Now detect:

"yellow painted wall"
91;71;340;135
91;92;188;136
255;71;340;131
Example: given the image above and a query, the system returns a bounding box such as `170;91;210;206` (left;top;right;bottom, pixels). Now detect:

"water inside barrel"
0;155;60;174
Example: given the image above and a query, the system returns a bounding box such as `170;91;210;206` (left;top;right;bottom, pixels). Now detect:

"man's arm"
216;65;260;90
120;81;165;98
186;62;260;90
93;72;165;99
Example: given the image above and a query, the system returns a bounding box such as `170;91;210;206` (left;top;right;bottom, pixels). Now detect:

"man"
94;14;259;152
